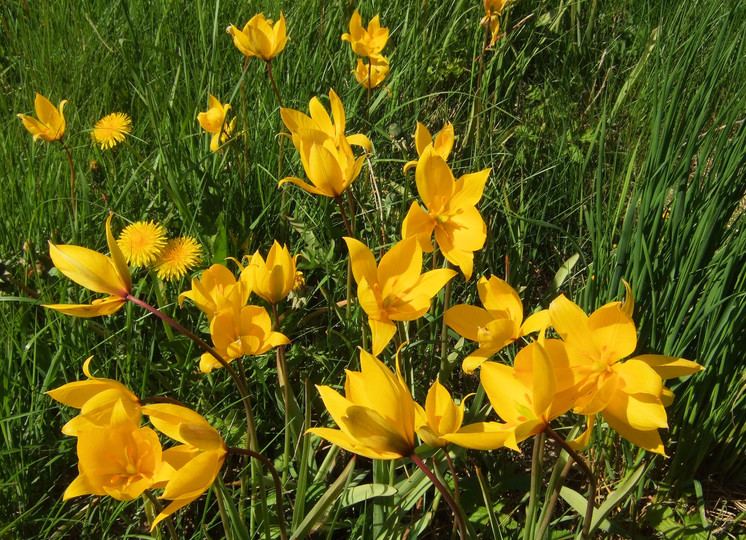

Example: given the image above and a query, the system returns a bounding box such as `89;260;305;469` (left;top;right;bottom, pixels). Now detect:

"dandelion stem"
410;452;468;539
544;426;595;539
228;447;289;540
143;489;178;540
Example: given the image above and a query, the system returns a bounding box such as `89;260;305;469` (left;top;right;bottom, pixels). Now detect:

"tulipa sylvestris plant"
29;5;712;539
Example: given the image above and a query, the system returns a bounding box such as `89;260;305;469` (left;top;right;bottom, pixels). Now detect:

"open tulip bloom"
280;89;372;152
17;92;67;142
44;215;132;317
403;122;455;173
402;144;491;280
341;10;389;58
548;283;703;454
197;95;235;152
344;236;456;356
354;56;390;89
445;275;550;373
228;13;288;62
307;349;416;459
179;262;252;322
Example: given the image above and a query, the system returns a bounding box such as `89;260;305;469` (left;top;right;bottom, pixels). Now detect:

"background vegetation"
1;0;744;537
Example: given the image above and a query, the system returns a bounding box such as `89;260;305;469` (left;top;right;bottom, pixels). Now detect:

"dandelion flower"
154;237;202;281
91;112;132;149
117;221;167;267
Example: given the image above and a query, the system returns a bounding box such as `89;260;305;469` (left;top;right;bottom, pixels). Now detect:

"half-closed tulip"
228;13;288;62
17;93;67;142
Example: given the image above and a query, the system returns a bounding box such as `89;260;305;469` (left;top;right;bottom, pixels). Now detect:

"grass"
1;0;745;538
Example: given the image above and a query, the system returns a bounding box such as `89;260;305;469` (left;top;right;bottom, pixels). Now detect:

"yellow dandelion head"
154;237;202;281
118;221;167;267
91;112;132;150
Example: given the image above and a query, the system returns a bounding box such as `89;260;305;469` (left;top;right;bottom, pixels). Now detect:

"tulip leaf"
292;457;355;540
551;252;579;292
340;483;397;507
213;479;251;540
558;487;610;532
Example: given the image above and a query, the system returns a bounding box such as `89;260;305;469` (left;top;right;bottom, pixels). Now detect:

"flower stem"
143;489;178;540
61;142;76;216
271;302;293;486
265;60;284;108
334;195;354;237
228;447;289;540
125;294;259;451
524;431;545;540
410;452;468;539
544;426;595;539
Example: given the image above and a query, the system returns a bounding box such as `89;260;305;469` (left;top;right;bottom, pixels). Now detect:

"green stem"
536;456;574;539
438;263;454;379
143;489;178;540
544;426;595;539
61;142;76;216
410;453;467;539
271;302;292;486
524;431;545;540
228;447;289;540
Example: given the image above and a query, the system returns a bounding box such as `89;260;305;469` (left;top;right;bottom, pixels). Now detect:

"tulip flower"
228;13;288;62
280;89;372;152
17;93;67;142
415;380;471;448
482;0;510;47
197;95;235;152
444;340;577;451
341;10;389;58
47;356;141;436
308;349;415;459
44;215;132;317
200;305;290;373
344;237;456;355
279;131;366;198
549;283;703;454
403;122;454;173
401;145;491;280
245;241;299;305
63;401;170;502
444;276;550;373
178;263;252;321
354;56;390;89
141;403;227;528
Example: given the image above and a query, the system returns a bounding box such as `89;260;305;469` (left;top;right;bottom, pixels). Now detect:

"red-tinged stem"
544;426;595;539
265;60;284;108
228;447;288;540
125;294;259;453
410;453;467;539
271;302;293;486
334;194;354;238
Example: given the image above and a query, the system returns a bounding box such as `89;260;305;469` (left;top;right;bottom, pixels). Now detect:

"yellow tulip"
246;241;299;305
44;215;132;317
199;305;290;373
63;401;170;502
403;122;454;173
280;89;372;152
444;276;550;373
401;145;491;280
307;349;415;459
17;93;67;142
141;403;227;528
548;283;703;454
444;340;577;451
354;56;390;89
228;13;288;62
197;95;235;152
341;10;389;57
481;0;510;47
47;357;141;436
279;131;366;198
178;263;252;322
344;237;456;356
415;380;471;448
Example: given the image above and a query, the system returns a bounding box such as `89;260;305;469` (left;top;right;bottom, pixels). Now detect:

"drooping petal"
444;305;494;342
369;318;397;356
632;355;703;380
443;421;517;451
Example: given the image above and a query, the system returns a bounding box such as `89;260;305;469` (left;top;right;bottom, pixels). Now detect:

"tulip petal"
632;354;703;380
401;202;436;252
43;296;126;317
344;237;378;288
416;147;454;210
444;305;493;342
369;318;397;356
278;176;327;196
449;168;490;210
443;421;516;451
